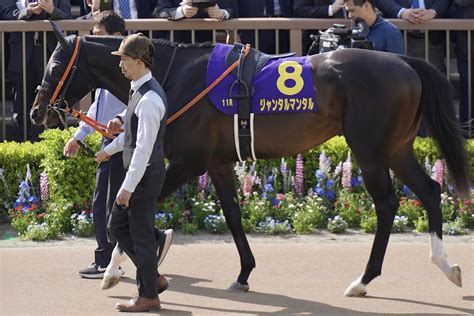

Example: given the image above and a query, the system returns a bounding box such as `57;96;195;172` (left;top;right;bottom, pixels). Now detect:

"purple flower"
198;171;209;193
319;151;331;176
432;159;444;191
280;158;287;174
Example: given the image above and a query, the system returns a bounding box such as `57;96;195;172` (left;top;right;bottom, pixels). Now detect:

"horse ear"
49;21;69;51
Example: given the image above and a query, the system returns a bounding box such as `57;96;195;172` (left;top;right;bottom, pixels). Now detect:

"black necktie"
129;89;134;101
265;0;275;16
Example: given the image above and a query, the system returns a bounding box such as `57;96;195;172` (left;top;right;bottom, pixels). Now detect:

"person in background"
156;0;236;43
376;0;449;72
448;0;474;137
344;0;405;53
2;0;71;142
238;0;294;54
293;0;346;55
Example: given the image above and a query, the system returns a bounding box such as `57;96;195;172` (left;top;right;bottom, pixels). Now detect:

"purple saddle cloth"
206;44;317;115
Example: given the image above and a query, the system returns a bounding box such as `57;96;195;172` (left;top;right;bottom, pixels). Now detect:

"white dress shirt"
73;88;127;142
108;72;166;193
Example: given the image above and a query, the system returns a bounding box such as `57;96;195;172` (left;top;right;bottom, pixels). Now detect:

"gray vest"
123;77;168;170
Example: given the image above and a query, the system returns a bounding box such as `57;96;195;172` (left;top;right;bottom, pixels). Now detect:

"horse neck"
84;37;130;104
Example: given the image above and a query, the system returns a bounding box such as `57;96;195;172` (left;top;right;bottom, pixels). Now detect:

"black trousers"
111;164;165;298
93;150;125;268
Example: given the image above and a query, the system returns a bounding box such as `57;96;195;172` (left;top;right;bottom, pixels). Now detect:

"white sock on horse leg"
109;244;127;268
429;233;462;287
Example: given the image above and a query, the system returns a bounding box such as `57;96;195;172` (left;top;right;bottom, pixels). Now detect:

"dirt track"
1;232;473;315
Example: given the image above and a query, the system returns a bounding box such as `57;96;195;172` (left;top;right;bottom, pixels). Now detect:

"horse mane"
82;35;215;49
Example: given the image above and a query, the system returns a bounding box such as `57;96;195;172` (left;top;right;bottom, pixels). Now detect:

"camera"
308;18;373;55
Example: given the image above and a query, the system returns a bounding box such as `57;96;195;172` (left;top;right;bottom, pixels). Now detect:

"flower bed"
0;128;472;240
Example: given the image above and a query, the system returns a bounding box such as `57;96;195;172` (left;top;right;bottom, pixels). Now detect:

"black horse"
30;27;469;296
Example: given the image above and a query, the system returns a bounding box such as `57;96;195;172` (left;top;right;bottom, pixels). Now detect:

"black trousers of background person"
8;43;46;142
111;164;165;299
93;146;125;268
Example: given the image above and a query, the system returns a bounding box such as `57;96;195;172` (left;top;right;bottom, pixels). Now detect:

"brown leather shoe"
115;296;161;312
157;275;169;294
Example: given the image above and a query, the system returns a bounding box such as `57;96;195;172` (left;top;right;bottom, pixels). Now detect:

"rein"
166;44;250;125
49;41;250;138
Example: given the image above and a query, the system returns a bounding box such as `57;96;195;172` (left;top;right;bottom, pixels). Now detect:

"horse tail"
401;55;470;198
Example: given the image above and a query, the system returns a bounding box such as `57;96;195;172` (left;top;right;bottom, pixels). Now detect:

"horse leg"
208;163;255;292
102;161;196;290
345;165;399;297
101;244;127;290
390;149;462;287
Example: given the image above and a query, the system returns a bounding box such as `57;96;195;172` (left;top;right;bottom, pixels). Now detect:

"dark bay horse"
30;28;470;296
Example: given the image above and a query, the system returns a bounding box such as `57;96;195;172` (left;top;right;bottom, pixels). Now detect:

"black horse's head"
30;22;95;128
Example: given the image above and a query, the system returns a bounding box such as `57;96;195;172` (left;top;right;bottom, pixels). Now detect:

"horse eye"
50;63;64;80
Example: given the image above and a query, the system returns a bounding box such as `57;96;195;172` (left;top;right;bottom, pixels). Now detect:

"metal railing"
0;18;472;140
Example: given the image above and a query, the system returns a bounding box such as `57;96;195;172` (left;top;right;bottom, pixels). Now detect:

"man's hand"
400;8;423;24
182;4;198;18
38;0;54;14
27;2;42;16
63;138;80;157
417;8;436;22
95;150;110;163
107;117;122;134
116;188;132;208
206;4;224;19
331;0;344;15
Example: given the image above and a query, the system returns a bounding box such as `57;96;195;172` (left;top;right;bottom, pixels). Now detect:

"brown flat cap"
111;33;154;67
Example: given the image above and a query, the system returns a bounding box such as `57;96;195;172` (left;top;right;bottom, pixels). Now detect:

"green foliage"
397;197;424;227
203;213;228;234
443;219;468;235
415;211;429;232
180;221;198;235
9;210;37;235
360;211;377;234
43;199;74;234
392;215;409;233
23;223;57;241
327;215;348;234
335;190;372;228
39;128;100;206
0;141;44;203
291;195;327;234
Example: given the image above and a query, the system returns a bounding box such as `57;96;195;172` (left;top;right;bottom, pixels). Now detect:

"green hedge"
0;129;473;208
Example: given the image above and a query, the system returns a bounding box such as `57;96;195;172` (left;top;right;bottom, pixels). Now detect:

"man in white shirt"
108;33;167;312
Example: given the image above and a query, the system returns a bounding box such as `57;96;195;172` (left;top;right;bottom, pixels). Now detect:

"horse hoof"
448;264;462;287
344;278;367;297
226;281;250;292
101;269;123;290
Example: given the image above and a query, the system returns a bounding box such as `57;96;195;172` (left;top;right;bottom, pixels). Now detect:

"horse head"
30;22;95;128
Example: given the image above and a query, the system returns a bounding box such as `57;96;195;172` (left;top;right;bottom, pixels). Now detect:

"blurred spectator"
156;0;235;43
238;0;294;54
95;0;157;19
293;0;345;54
344;0;405;53
3;0;71;142
376;0;449;72
77;0;100;19
448;0;473;136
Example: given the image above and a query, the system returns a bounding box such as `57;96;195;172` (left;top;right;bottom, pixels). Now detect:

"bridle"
44;36;121;139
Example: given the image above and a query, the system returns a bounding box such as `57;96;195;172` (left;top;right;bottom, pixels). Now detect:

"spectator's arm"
49;0;72;20
428;0;449;17
293;0;331;18
375;0;405;18
156;0;183;20
1;0;18;20
217;0;236;18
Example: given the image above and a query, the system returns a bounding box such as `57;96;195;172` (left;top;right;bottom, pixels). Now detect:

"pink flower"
242;175;253;197
342;153;352;191
295;154;304;197
276;193;285;201
432;159;444;190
